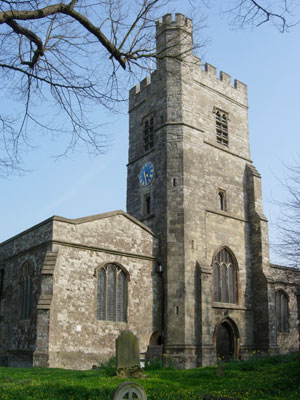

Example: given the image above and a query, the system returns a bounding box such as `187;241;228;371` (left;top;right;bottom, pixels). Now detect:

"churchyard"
0;353;299;400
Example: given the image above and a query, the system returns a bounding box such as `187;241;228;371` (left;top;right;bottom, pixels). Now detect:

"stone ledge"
212;303;248;311
206;208;248;223
204;140;252;162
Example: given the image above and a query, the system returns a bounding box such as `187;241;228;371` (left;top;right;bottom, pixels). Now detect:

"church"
1;13;300;370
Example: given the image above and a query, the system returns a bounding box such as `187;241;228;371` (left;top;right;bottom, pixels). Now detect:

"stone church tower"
1;13;299;370
127;13;276;367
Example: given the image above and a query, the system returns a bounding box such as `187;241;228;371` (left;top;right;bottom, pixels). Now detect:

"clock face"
139;162;154;186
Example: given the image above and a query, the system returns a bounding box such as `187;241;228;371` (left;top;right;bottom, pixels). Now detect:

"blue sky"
1;2;299;265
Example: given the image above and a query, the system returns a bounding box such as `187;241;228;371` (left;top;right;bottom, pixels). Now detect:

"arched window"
218;190;226;211
97;263;127;322
275;290;288;332
213;248;237;304
20;262;33;320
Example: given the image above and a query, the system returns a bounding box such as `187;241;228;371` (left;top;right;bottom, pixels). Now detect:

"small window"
218;190;226;211
144;193;151;216
216;110;228;146
213;248;237;304
143;116;154;151
20;262;33;320
97;263;127;322
275;290;288;332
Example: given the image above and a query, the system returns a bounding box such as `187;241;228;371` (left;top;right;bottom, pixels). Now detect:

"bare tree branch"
223;0;300;32
273;160;300;267
1;0;187;175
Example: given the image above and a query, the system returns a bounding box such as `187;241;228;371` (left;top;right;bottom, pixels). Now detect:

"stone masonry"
0;211;160;369
1;13;300;370
126;13;300;367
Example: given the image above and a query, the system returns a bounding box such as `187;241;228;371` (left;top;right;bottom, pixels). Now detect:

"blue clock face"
139;162;154;186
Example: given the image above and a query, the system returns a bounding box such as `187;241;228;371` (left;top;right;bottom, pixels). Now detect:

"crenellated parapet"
129;70;158;110
192;61;248;106
129;13;248;110
156;13;193;36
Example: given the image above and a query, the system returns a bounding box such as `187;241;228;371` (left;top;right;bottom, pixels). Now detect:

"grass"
0;354;299;400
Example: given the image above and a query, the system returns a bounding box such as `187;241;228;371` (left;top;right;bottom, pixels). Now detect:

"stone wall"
0;211;161;369
127;13;300;367
270;264;300;353
0;220;53;366
48;212;160;369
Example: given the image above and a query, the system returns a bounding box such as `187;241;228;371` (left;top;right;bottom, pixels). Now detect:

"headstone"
215;364;224;376
116;330;141;378
112;382;147;400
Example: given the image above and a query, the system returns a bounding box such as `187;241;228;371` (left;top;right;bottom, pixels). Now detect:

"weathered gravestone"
116;330;141;378
215;364;224;376
111;382;147;400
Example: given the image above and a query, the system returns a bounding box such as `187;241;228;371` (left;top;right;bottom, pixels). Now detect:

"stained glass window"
275;290;288;332
97;264;127;322
213;248;237;304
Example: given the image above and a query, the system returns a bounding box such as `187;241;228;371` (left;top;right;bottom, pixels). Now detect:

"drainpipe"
295;288;300;363
155;263;165;352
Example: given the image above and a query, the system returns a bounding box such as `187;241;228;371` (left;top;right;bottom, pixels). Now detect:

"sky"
1;2;300;265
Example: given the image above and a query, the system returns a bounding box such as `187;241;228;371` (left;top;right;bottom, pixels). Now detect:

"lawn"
0;354;299;400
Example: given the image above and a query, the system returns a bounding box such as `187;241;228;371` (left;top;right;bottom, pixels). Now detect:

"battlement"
129;70;158;109
129;14;247;109
156;13;193;36
202;62;247;93
129;60;247;107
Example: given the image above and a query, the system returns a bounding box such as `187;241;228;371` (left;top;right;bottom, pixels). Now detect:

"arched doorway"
215;319;239;362
145;331;163;361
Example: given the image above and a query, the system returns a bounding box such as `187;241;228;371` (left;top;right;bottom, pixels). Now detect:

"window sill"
127;148;155;166
140;213;155;222
97;320;128;326
212;303;247;311
19;319;31;324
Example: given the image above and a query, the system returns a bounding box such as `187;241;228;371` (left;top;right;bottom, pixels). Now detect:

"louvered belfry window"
97;264;127;322
20;262;33;320
143;116;154;151
216;111;228;146
213;248;237;304
275;290;288;332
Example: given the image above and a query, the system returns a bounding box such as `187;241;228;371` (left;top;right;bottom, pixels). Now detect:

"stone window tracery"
213;248;237;304
97;263;127;322
216;110;228;146
20;262;33;320
275;290;288;332
143;116;154;151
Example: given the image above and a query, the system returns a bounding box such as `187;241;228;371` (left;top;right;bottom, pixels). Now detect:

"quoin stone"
1;13;300;369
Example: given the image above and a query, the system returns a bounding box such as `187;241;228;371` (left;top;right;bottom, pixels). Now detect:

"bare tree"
273;161;300;267
223;0;300;32
0;0;180;175
2;1;297;176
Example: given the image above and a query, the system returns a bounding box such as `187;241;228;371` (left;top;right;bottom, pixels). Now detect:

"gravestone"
116;330;141;378
112;382;147;400
215;364;224;376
